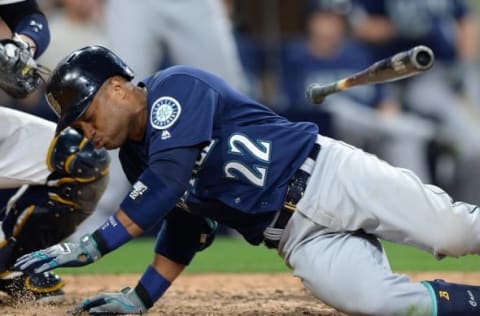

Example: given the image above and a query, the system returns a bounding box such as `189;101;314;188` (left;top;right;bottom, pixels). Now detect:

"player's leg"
291;135;480;314
280;211;432;315
0;107;54;188
297;135;480;258
162;0;247;92
323;97;434;182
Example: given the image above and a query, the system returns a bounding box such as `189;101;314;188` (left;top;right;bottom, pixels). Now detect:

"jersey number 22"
224;133;271;188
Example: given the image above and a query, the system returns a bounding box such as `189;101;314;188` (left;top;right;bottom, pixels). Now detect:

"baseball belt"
263;139;321;249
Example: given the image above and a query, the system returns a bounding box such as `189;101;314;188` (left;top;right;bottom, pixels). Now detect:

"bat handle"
305;81;340;104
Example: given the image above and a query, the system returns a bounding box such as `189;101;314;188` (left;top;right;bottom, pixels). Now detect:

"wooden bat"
305;45;435;104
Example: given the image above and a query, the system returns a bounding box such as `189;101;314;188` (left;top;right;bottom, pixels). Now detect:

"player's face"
72;80;132;149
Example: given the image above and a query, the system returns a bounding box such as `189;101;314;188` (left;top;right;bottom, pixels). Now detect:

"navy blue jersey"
352;0;469;61
119;66;318;242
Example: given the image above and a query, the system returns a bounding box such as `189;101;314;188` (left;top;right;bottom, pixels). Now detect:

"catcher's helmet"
46;45;134;135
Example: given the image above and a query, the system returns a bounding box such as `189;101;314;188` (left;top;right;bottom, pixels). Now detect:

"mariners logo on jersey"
150;96;182;130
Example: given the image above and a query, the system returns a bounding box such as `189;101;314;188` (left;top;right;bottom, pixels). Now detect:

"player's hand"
68;287;147;315
13;234;102;274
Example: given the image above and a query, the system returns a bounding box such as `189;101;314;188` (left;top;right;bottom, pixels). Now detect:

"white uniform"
0;107;54;188
279;135;480;315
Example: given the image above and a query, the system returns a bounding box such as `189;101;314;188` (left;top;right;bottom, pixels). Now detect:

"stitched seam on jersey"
421;281;437;316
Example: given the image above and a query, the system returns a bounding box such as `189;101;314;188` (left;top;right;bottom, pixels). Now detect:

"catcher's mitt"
0;34;49;98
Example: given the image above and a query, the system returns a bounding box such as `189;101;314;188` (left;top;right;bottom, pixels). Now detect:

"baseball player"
15;45;480;315
0;0;110;302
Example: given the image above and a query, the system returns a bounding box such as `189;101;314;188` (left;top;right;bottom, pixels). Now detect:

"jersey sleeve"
146;72;219;153
119;147;200;231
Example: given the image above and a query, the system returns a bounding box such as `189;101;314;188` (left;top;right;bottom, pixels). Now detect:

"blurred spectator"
104;0;247;92
351;0;480;203
279;0;435;180
223;0;266;100
38;0;105;70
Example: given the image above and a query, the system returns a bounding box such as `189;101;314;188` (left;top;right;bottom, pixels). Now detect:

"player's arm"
0;0;50;58
64;209;217;315
0;0;50;97
14;146;201;270
15;145;208;313
118;209;217;313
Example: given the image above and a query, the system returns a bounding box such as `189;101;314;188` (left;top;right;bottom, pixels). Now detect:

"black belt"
263;141;321;249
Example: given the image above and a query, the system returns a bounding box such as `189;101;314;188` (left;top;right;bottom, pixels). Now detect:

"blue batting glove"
13;234;102;274
68;287;147;315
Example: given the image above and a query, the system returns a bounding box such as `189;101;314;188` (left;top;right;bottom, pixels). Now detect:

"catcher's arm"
0;0;51;98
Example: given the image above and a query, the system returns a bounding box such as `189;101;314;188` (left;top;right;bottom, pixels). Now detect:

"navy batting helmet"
46;45;135;135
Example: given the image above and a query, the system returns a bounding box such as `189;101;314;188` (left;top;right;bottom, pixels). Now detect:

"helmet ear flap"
46;45;135;135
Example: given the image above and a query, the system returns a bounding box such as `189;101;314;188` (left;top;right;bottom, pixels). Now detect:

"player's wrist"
92;214;133;255
13;13;50;58
79;233;102;262
134;265;172;309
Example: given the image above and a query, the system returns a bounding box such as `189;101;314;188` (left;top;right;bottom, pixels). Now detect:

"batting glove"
13;234;102;274
68;287;147;315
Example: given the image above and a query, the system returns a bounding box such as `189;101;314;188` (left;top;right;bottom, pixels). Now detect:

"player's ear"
108;76;127;98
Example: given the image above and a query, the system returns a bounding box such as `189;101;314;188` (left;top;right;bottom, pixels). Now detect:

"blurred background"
3;0;480;238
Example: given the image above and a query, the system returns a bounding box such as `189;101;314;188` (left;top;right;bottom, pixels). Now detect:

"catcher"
0;0;110;303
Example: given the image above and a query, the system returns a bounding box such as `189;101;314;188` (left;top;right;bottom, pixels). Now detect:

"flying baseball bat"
305;45;435;104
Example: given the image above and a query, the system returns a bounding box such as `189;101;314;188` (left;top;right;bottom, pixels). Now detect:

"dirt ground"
1;272;480;315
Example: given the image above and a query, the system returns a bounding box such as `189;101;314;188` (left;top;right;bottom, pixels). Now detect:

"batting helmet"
46;45;135;135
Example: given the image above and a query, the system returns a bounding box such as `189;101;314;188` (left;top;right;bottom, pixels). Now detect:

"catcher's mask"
46;45;135;135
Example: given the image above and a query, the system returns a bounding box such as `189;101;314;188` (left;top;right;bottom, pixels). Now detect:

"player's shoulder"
156;65;218;83
142;65;228;97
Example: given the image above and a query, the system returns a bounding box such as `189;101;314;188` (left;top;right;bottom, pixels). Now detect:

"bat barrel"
409;45;434;71
306;45;435;104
